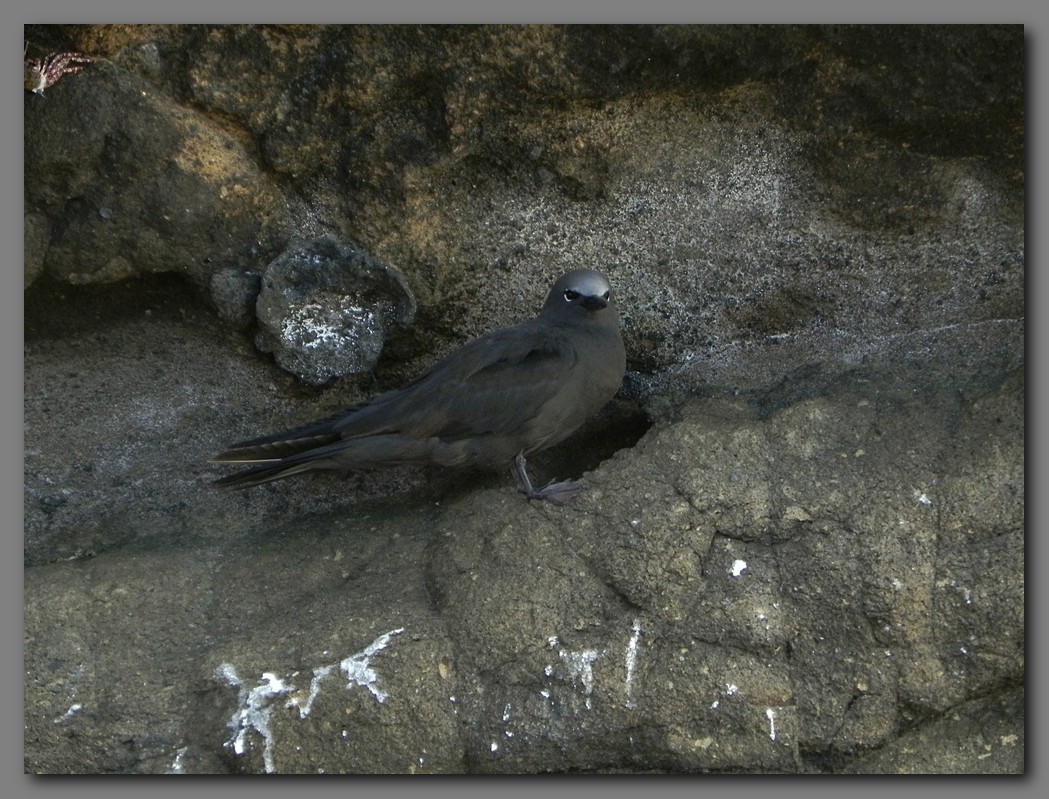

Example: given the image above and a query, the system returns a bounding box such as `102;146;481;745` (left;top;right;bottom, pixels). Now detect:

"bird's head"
541;269;617;320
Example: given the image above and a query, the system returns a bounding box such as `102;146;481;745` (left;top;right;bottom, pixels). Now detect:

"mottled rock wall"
24;24;1023;774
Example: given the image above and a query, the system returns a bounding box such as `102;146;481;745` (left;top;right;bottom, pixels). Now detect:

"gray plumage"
211;268;626;503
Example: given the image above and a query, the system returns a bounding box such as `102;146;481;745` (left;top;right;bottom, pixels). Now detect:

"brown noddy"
211;268;626;503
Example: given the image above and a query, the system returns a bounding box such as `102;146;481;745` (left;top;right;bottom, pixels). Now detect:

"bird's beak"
580;295;609;311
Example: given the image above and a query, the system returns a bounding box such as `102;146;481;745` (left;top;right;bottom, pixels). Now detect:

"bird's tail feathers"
210;432;341;464
211;404;374;463
211;460;319;489
211;434;437;490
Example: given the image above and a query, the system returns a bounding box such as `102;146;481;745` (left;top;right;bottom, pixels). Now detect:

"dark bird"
211;269;626;503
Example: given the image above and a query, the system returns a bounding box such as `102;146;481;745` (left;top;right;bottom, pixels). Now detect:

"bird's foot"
512;452;584;504
526;479;585;505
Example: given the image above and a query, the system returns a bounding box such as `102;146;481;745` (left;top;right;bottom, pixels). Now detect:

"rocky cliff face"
24;24;1023;774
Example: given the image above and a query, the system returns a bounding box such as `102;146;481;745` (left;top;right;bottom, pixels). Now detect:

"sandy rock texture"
24;24;1023;773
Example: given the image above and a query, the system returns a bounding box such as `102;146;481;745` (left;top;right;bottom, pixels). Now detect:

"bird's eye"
602;291;610;301
563;289;580;302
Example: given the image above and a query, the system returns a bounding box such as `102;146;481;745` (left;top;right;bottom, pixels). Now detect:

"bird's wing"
334;320;579;441
212;320;579;465
210;406;365;462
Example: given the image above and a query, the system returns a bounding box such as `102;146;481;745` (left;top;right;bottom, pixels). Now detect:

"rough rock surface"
24;57;290;290
253;237;417;384
24;24;1023;773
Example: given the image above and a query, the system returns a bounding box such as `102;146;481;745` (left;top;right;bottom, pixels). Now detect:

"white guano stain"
624;618;642;709
53;703;83;723
218;627;405;773
560;648;603;709
167;746;189;774
341;627;404;702
713;682;740;710
298;664;335;718
766;707;777;741
281;303;377;351
546;635;604;710
218;665;294;774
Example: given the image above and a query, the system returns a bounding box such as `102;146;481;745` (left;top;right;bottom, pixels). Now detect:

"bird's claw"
525;479;585;505
513;453;584;503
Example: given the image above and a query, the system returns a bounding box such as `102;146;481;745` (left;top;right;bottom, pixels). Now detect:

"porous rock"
253;237;417;384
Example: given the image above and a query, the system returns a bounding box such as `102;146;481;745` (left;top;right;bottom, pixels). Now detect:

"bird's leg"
511;452;536;494
511;452;585;505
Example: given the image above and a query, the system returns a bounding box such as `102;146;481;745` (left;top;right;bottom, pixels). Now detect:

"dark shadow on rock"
520;397;652;490
25;271;209;340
